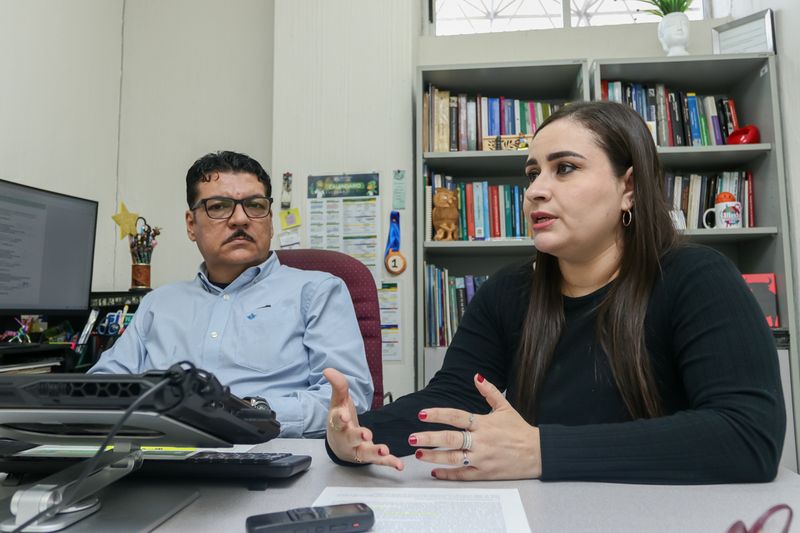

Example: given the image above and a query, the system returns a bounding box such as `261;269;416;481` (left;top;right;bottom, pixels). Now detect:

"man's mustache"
224;230;255;244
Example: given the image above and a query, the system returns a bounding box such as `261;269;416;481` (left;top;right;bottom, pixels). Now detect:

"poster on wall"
378;281;401;361
306;173;381;283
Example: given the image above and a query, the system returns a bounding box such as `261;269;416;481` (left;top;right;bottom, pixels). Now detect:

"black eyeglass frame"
191;196;273;219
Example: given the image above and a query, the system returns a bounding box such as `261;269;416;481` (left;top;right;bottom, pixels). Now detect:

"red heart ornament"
726;124;760;144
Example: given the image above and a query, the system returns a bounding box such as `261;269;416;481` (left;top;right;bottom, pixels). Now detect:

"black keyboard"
0;450;312;481
0;342;44;353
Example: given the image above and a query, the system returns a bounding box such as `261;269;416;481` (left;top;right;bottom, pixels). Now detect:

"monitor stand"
0;443;198;532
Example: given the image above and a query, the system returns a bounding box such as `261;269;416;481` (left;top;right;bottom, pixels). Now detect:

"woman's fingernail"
418;411;428;420
361;431;368;440
408;435;418;445
431;470;437;478
477;373;485;383
378;448;386;456
415;450;423;459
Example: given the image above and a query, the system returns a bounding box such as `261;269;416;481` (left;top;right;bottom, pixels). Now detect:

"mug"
703;201;742;229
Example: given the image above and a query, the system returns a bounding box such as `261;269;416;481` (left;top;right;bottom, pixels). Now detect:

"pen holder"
131;263;151;290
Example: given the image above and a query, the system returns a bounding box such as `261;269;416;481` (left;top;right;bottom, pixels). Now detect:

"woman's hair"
514;101;680;422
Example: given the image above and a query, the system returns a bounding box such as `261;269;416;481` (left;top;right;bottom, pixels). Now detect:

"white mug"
703;201;742;229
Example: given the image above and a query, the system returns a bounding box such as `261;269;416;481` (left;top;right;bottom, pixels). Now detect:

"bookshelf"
414;60;591;389
594;53;796;469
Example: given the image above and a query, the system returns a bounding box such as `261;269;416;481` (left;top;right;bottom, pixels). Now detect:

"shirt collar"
196;252;280;294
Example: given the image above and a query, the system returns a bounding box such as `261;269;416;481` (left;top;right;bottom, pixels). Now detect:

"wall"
271;0;417;398
0;0;123;290
116;0;274;289
419;18;723;66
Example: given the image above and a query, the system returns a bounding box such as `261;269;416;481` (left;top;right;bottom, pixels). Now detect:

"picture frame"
712;9;776;55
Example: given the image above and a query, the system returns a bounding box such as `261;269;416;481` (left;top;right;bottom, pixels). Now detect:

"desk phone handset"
245;503;374;532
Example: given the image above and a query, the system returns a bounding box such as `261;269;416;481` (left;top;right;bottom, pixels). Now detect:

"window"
431;0;712;36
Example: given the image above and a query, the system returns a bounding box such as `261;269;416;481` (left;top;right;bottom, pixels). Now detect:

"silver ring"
354;451;362;464
467;413;475;429
462;451;470;466
461;430;473;451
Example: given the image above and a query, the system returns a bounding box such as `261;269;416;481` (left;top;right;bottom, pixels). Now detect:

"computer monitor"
0;178;98;313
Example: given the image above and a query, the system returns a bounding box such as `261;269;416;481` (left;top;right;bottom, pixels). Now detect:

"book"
458;93;468;151
686;93;703;147
487;97;499;138
435;89;450;152
422;90;430;152
473;182;485;240
449;96;459;151
742;273;780;328
467;97;477;151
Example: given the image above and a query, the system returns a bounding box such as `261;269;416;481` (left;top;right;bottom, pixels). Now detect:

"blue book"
482;181;490;240
513;185;521;237
503;99;515;137
487;98;500;137
686;93;703;147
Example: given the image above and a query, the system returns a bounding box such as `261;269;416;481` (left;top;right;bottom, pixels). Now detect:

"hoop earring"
622;209;633;227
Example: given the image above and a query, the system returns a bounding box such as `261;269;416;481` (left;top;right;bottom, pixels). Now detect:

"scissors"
96;311;122;336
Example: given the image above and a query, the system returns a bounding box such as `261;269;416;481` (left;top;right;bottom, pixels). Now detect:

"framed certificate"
712;9;776;55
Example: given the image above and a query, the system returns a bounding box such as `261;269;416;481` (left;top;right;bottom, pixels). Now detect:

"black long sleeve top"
344;245;786;483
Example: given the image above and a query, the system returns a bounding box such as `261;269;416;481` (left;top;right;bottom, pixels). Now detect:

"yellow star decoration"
112;202;140;240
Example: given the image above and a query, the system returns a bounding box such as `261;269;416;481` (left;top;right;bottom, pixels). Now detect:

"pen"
119;304;129;334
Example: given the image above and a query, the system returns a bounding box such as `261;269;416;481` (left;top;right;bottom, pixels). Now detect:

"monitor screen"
0;178;98;313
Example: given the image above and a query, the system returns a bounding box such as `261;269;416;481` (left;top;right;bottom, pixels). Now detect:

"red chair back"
275;249;383;409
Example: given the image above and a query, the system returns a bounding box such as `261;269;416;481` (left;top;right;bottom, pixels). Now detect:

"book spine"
726;98;740;130
457;182;466;240
473;182;485;240
490;185;501;238
704;96;724;145
686;93;703;147
513;185;521;237
482;181;490;239
498;185;507;237
487;98;499;138
504;186;513;236
528;101;537;134
668;91;685;146
747;171;755;227
422;90;430;152
466;97;477;151
499;96;506;135
465;182;475;240
449;96;459;151
458;93;468;151
464;275;475;304
476;94;484;151
655;83;668;147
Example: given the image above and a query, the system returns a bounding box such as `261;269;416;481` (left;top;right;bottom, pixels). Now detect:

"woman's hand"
323;367;403;470
409;373;542;481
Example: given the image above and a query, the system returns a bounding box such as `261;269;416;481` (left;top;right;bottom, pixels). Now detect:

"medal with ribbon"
384;210;407;275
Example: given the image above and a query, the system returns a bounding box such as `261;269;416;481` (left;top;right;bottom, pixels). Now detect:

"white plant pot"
658;12;690;56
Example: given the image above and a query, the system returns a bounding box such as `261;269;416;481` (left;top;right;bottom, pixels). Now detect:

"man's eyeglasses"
191;196;273;219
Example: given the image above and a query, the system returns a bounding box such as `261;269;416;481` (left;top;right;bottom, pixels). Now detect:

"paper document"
313;487;530;532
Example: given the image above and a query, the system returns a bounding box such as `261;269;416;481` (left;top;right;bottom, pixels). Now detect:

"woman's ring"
461;430;473;451
462;451;471;466
467;413;475;429
354;451;362;463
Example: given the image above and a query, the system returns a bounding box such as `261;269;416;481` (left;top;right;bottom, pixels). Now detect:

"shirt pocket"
232;301;302;374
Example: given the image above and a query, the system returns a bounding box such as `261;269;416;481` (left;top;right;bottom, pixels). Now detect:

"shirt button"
210;331;218;338
222;294;230;301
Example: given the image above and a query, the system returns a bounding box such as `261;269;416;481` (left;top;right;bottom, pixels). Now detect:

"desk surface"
150;438;800;533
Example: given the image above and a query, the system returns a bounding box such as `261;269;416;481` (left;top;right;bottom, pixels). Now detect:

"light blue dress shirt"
89;253;373;438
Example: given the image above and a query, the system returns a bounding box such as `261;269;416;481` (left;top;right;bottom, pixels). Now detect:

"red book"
601;80;609;101
528;101;537;134
726;98;740;130
747;170;755;227
489;185;501;238
742;273;780;327
465;183;475;240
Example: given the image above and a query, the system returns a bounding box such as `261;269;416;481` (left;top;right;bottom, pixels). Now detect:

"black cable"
10;365;189;533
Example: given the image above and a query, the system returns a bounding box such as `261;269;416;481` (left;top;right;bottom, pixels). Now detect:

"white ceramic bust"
658;12;690;56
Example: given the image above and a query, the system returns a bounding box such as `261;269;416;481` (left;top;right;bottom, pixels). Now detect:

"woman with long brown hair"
324;101;785;483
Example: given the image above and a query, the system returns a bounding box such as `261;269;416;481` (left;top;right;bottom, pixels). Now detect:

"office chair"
275;249;384;409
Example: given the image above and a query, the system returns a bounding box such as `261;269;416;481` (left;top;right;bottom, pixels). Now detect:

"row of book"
422;84;563;153
424;263;490;348
424;173;531;241
667;170;754;229
601;81;743;148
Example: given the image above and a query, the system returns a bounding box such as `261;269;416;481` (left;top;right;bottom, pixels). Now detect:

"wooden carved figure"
432;187;459;241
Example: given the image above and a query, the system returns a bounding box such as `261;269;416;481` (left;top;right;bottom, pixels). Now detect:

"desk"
150;439;800;533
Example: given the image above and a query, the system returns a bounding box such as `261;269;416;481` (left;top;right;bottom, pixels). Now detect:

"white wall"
271;0;417;398
116;0;274;289
0;0;123;290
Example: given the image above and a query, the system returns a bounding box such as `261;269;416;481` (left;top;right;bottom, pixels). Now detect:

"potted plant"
639;0;693;56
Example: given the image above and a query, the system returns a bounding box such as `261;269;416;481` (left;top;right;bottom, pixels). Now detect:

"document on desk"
313;487;529;532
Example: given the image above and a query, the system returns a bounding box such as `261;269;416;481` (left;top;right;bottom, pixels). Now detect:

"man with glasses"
90;151;373;438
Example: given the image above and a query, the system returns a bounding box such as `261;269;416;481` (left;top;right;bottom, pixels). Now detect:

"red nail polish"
415;450;423;459
431;470;437;478
408;435;417;445
477;373;485;383
418;411;427;420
